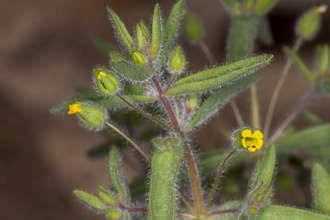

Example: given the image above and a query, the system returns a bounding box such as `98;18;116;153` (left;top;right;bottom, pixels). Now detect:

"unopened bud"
106;209;122;219
186;95;198;113
98;186;117;206
68;102;107;129
168;46;185;73
183;11;203;42
315;44;329;75
93;68;119;95
296;6;323;40
131;50;147;65
136;21;150;52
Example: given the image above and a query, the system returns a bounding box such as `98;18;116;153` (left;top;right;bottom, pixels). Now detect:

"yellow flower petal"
253;130;263;139
242;129;253;137
248;146;257;152
68;103;82;115
255;139;263;149
242;139;248;148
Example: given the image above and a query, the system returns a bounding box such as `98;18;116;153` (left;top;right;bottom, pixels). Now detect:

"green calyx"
168;46;185;73
68;102;107;128
94;68;119;95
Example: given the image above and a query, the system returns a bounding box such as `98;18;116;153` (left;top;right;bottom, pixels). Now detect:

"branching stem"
151;75;204;216
116;93;173;131
267;89;319;145
105;121;150;162
263;37;304;140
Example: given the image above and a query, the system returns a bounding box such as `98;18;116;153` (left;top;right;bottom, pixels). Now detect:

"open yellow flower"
241;129;264;152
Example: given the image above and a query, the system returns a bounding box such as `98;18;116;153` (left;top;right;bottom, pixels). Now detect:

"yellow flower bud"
68;102;107;129
93;68;119;95
168;46;185;73
131;50;147;65
106;209;122;219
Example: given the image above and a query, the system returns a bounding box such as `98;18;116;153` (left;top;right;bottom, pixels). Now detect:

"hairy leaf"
149;135;183;220
110;53;154;81
73;190;106;210
284;46;315;83
312;163;330;215
185;74;259;131
258;205;330;220
166;55;272;96
109;147;130;203
150;4;162;60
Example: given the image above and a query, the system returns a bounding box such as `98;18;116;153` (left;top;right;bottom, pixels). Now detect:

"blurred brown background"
0;0;329;219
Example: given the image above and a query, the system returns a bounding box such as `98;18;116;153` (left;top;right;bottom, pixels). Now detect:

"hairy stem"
205;149;237;211
207;209;238;217
105;121;150;162
263;37;304;140
267;89;319;145
198;40;245;128
116;93;173;131
152;75;204;215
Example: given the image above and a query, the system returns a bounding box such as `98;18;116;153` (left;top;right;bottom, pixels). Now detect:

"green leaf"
227;15;260;61
164;0;184;49
98;186;117;206
277;124;330;152
73;189;106;210
257;16;274;46
296;7;322;40
251;144;276;194
97;95;155;108
312;163;330;215
283;46;315;83
50;92;100;114
258;205;330;220
107;7;133;51
166;55;272;96
136;21;150;52
149;134;183;220
185;74;259;131
92;37;118;53
109;147;130;203
150;4;162;60
254;0;279;14
302;111;325;126
110;52;154;81
156;0;184;67
214;200;241;220
315;44;329;75
183;11;203;41
220;0;241;15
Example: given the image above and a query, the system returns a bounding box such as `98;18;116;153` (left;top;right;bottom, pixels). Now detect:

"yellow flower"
68;103;82;114
241;129;264;152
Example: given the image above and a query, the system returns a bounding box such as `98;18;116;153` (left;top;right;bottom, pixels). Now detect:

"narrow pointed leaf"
227;15;260;61
165;0;184;49
302;111;325;125
277;124;330;152
73;190;106;210
166;55;272;96
150;4;162;60
149;135;183;220
312;163;330;215
254;0;279;14
109;147;130;203
257;16;274;46
156;0;184;67
284;46;315;83
92;37;118;53
221;0;241;15
251;144;276;191
107;7;133;51
185;74;259;130
315;44;329;75
258;205;330;220
110;53;154;81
